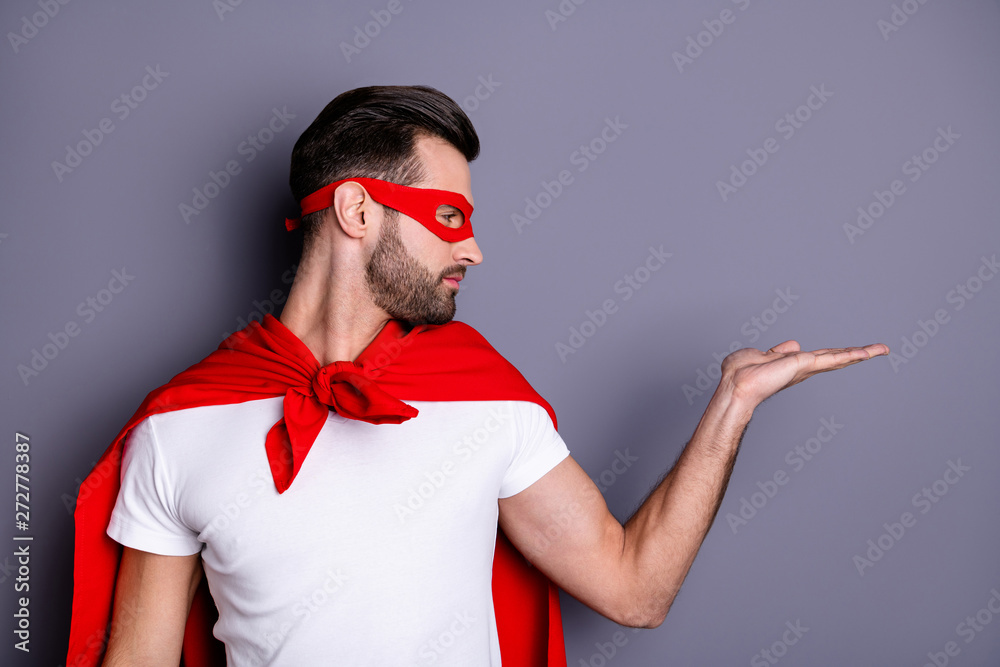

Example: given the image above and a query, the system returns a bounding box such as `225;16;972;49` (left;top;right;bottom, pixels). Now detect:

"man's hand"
499;339;889;630
722;340;890;410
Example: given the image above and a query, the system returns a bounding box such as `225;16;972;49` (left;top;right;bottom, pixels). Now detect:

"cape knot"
310;360;369;409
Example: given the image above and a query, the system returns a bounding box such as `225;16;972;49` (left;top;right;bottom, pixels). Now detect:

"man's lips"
443;275;462;288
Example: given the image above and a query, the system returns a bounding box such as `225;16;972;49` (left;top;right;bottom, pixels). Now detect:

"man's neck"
278;253;391;366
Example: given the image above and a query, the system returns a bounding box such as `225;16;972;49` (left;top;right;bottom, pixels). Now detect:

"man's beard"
364;209;463;325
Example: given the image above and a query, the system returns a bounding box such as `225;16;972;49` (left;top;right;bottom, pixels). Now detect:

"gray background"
2;0;999;665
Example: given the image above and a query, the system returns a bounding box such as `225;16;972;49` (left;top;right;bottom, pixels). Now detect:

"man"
86;85;887;665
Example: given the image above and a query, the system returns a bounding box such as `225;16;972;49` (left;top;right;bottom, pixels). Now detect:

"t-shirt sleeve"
107;415;202;556
499;401;571;498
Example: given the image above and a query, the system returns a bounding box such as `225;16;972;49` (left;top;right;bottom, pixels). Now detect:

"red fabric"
285;176;475;243
66;314;567;667
263;359;420;493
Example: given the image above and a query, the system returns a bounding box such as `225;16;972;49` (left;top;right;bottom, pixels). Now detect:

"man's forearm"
619;380;754;628
499;343;886;629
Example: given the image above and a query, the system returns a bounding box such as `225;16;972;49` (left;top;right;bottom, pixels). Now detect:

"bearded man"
67;85;888;667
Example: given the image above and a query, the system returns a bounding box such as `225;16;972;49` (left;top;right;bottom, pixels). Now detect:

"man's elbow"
621;607;670;630
608;594;673;629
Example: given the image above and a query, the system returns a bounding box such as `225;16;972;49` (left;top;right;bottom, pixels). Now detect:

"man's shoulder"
402;319;559;428
414;318;489;341
411;319;509;359
135;396;284;446
405;319;530;379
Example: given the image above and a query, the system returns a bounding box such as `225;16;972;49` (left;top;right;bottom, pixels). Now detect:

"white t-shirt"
108;397;570;666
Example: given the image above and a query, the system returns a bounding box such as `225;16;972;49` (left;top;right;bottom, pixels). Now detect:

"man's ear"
331;181;373;240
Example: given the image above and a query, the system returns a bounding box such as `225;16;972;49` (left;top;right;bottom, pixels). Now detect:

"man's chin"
406;313;456;326
394;305;457;326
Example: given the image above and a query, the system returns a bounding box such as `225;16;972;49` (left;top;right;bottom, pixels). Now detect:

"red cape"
66;314;566;667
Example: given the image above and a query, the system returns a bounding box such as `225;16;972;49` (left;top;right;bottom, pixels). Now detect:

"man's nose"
454;236;483;266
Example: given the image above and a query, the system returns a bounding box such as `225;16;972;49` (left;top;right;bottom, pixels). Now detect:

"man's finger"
768;340;800;354
808;346;889;372
809;344;890;359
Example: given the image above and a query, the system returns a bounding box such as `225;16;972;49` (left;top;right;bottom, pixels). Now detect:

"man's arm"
101;547;202;667
498;340;888;628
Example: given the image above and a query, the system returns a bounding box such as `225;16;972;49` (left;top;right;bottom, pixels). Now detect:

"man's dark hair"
289;85;480;248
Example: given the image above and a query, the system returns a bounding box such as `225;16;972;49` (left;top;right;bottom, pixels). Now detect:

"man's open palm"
723;340;890;408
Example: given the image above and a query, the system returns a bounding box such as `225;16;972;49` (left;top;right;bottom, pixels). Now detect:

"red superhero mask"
285;177;475;243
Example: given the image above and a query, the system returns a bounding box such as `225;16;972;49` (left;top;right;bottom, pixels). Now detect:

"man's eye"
435;206;465;228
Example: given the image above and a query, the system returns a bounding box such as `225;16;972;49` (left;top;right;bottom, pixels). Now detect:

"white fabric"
108;397;570;666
